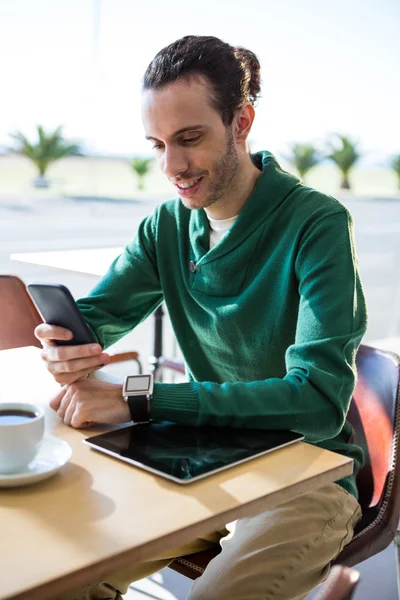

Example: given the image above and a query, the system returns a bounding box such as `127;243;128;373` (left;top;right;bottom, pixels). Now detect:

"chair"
147;305;185;379
0;275;142;372
314;566;360;600
149;355;185;378
0;274;43;350
170;344;400;596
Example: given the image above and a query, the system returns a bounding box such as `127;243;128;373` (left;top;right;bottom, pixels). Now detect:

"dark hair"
142;36;261;126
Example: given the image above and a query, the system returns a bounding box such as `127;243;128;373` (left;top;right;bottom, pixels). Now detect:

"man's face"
142;78;239;211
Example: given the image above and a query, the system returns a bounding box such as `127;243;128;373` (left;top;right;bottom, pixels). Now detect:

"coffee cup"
0;403;45;474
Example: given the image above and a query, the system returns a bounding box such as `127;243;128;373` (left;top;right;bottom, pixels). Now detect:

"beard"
180;127;240;211
203;128;239;208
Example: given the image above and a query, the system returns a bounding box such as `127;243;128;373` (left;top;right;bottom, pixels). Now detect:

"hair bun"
235;47;261;104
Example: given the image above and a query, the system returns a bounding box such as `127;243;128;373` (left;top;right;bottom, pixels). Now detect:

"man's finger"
43;343;103;363
57;387;73;419
40;340;57;351
49;386;67;412
35;324;73;343
71;413;95;429
63;399;76;426
48;354;109;375
52;365;105;386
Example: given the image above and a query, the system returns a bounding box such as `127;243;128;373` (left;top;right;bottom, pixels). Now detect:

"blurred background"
0;0;399;598
1;0;399;197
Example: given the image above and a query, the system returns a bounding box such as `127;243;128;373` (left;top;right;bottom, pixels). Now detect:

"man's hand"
35;323;110;385
49;379;131;428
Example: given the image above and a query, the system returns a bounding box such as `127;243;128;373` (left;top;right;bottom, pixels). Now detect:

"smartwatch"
122;373;154;423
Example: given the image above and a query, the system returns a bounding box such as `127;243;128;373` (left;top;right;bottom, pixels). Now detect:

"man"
36;35;367;600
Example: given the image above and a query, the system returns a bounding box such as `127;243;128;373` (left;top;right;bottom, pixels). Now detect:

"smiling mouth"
174;177;203;197
176;177;203;190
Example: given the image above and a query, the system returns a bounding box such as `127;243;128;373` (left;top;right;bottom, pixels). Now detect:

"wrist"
113;384;131;423
120;395;132;422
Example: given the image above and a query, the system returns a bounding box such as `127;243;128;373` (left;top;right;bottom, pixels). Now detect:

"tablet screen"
85;422;304;483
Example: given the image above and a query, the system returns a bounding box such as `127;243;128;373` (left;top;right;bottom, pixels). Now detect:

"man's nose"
162;147;189;179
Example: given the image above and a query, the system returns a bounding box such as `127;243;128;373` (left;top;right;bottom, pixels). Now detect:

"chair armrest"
157;357;185;374
108;351;142;374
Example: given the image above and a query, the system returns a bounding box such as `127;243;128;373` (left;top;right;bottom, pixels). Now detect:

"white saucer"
0;436;72;488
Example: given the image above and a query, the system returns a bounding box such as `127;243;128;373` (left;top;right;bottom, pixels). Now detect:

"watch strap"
127;394;150;423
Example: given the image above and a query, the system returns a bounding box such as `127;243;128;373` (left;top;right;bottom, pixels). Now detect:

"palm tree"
9;125;82;188
287;144;321;182
131;157;153;190
392;154;400;189
326;135;360;190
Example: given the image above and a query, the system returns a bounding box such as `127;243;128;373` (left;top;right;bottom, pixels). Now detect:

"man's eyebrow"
145;125;205;141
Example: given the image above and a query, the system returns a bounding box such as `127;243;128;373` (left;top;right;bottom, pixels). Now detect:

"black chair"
170;344;400;597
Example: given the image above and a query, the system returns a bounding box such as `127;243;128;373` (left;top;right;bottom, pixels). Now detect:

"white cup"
0;403;45;474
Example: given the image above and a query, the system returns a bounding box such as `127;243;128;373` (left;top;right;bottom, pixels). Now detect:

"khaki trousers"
58;483;361;600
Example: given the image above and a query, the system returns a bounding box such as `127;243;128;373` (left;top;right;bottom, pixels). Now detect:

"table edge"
5;456;352;600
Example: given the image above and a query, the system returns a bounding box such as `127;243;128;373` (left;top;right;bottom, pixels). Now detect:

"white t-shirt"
205;212;238;249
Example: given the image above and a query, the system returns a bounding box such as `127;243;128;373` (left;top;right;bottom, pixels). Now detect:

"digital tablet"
84;422;304;484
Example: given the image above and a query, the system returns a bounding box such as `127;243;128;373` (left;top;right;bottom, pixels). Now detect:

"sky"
0;0;399;164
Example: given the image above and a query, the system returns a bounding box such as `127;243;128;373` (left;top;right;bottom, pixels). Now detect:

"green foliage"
131;157;154;190
392;154;400;188
287;144;321;180
326;135;360;189
9;125;82;177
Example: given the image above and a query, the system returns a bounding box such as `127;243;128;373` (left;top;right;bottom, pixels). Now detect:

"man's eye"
152;144;164;150
182;137;201;145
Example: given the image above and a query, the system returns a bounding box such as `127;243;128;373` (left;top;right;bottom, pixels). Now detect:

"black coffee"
0;409;38;425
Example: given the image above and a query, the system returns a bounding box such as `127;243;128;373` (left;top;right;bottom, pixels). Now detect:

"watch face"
124;375;152;394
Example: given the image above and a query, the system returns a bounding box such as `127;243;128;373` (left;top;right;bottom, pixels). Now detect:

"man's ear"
233;103;255;143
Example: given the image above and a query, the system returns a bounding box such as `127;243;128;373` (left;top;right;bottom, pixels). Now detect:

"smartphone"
27;283;96;346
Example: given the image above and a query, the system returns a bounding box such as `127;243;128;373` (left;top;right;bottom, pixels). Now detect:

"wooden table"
0;347;353;600
11;247;166;363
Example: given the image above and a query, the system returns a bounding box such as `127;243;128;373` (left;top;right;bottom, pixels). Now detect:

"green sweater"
77;151;368;499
